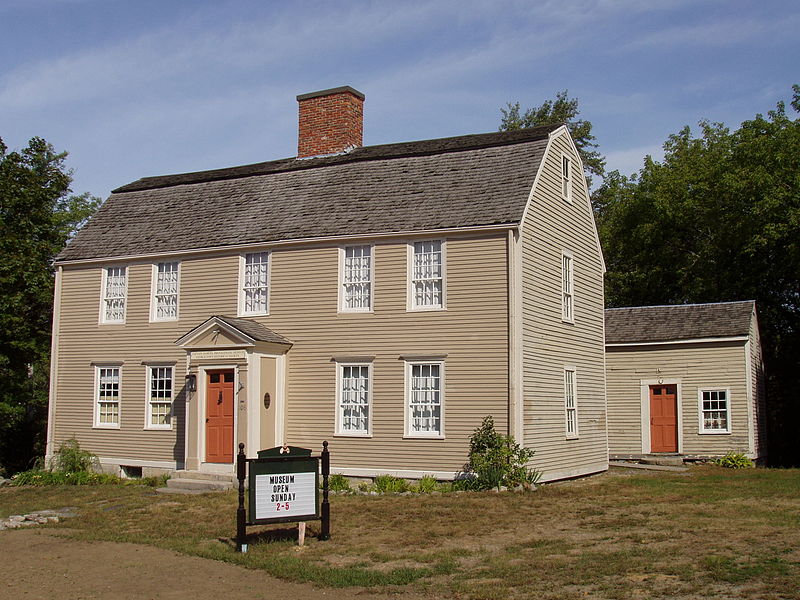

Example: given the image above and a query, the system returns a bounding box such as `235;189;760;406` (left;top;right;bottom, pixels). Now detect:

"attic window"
561;155;572;202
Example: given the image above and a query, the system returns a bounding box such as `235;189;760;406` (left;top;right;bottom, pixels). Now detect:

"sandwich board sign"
235;442;330;552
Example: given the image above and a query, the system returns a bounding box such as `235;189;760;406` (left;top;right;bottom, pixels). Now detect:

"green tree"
0;136;100;475
500;90;605;185
596;85;800;465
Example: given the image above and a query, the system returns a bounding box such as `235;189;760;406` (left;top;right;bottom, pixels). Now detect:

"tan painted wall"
520;131;608;480
605;341;751;456
51;233;510;474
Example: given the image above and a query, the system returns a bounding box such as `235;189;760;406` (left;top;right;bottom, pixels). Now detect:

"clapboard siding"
520;131;608;480
52;233;509;473
605;342;751;456
749;313;767;459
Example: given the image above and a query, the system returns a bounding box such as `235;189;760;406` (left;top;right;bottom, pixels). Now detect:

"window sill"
337;310;374;315
99;321;126;326
237;312;269;318
407;306;446;313
403;434;445;440
333;433;372;438
561;319;575;325
565;435;580;441
92;425;120;430
149;318;179;323
699;430;731;435
143;426;173;431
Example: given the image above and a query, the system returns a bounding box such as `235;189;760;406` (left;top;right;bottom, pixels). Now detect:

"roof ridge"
605;300;755;311
112;124;560;194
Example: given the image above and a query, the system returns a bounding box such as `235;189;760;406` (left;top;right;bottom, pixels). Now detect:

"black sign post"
236;441;330;552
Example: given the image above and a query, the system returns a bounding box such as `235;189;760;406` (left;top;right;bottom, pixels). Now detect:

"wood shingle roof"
58;125;559;262
604;301;755;345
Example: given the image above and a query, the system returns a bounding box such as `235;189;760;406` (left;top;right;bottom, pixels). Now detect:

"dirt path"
1;529;403;600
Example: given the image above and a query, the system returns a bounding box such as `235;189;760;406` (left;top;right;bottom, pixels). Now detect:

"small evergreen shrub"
51;437;99;473
714;452;754;469
465;416;541;490
327;473;352;492
374;474;409;493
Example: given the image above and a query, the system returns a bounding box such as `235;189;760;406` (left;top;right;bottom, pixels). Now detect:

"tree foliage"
595;85;800;465
500;90;605;185
0;136;100;474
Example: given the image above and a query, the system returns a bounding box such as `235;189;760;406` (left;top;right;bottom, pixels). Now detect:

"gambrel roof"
56;125;558;262
604;301;756;345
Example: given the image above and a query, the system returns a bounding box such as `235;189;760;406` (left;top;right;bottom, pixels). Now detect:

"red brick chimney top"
296;86;365;158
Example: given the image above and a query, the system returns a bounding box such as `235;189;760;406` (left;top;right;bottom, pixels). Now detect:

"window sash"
96;367;120;426
338;365;370;434
701;390;729;432
412;241;443;309
564;369;577;437
242;252;269;314
408;363;442;435
342;246;372;310
562;253;573;321
148;366;173;427
154;262;179;320
103;267;126;323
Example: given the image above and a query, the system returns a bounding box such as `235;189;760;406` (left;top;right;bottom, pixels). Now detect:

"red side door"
649;384;678;453
205;370;234;463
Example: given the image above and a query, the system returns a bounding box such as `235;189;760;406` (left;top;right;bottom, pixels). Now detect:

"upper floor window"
341;245;372;312
406;361;444;437
561;154;572;202
699;389;730;433
95;366;121;428
564;367;578;439
152;262;179;321
410;240;444;310
336;363;371;436
147;366;173;429
101;266;127;324
239;252;269;315
562;251;574;322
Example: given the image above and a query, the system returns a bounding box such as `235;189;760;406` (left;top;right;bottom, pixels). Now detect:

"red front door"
649;384;678;453
205;370;234;463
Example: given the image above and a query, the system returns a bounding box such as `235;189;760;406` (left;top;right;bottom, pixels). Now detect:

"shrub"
12;469;120;486
714;452;754;469
374;474;409;494
327;473;352;492
51;438;98;473
415;474;439;493
465;416;541;490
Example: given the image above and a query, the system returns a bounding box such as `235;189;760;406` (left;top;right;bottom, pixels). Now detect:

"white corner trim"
744;340;755;456
45;265;63;460
507;229;524;443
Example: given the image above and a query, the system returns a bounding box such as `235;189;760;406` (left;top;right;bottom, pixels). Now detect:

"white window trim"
407;240;447;312
564;366;579;440
149;261;180;322
338;245;374;313
93;365;121;429
698;387;732;435
561;250;574;323
404;360;445;439
334;362;373;437
144;365;174;430
561;152;572;203
99;266;127;325
237;251;271;317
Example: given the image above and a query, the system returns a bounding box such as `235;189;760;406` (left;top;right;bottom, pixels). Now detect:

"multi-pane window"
241;252;269;315
147;367;173;429
562;155;572;202
700;389;730;433
337;364;370;435
102;266;127;323
153;262;179;320
341;246;372;311
407;362;443;436
96;367;120;427
562;252;574;322
564;368;578;438
411;241;444;309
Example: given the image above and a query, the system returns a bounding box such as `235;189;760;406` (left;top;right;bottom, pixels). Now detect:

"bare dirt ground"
1;528;403;600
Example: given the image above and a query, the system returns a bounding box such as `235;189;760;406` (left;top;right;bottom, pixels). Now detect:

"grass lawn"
2;466;799;599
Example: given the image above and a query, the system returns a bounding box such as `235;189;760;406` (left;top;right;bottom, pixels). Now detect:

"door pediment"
175;316;293;351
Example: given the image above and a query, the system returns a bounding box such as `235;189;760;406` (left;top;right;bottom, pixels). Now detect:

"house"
46;86;608;483
604;301;766;462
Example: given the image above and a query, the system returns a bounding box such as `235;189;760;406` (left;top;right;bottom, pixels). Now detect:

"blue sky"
1;0;798;200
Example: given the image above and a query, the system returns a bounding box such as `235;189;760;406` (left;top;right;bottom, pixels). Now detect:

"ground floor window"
700;389;730;433
336;363;371;436
95;366;120;427
564;367;578;438
406;361;444;437
147;366;173;429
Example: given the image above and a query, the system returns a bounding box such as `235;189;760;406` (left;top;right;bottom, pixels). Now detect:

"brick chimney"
296;86;365;158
